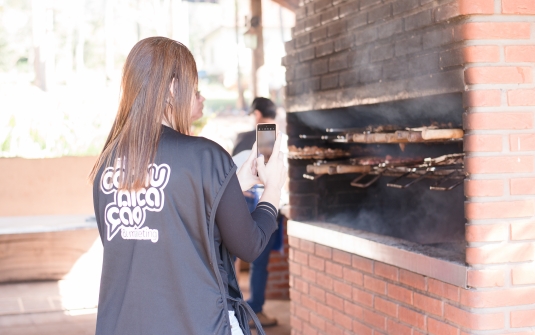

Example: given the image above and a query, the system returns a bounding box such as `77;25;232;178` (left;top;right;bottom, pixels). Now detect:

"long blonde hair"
89;37;198;190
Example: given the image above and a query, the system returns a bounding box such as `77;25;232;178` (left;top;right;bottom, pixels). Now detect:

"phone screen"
257;123;276;164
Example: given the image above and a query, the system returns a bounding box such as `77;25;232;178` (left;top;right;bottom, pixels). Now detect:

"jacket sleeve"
214;173;278;262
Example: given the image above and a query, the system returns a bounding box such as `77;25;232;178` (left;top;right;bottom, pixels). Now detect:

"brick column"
265;217;290;300
462;0;535;333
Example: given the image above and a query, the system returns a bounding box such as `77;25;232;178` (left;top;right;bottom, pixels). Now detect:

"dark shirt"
232;130;255;156
93;126;277;334
214;174;277;309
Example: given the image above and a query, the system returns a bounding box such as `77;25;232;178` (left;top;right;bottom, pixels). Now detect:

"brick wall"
283;0;470;112
284;0;535;333
462;0;535;333
265;218;290;300
289;236;535;334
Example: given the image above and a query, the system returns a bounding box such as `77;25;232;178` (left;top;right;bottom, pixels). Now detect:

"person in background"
232;97;279;328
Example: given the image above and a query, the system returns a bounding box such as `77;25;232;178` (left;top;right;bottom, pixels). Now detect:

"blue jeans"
244;187;277;313
247;230;277;313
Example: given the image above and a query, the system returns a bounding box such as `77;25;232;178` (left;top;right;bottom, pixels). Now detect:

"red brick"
325;260;343;278
353;320;373;335
458;22;531;40
459;0;494;14
414;293;443;317
302;322;319;335
428;318;459;335
352;255;374;273
333;279;352;299
461;286;535;307
465;200;534;220
309;312;326;331
508;89;535;106
303;291;319;307
301;267;317;283
364;275;387;295
288;236;300;248
511;309;535;327
399;270;426;291
387;319;412;335
398;306;426;330
291;315;303;332
464;134;502;152
387;283;413;305
362;308;387;330
374;263;399;281
309;284;326;302
428;279;460;302
502;0;535;14
511;177;535;195
511;134;535;152
332;249;352;265
444;304;504;330
467;268;506;287
316;303;333;320
290;288;302;303
465;66;532;84
511;221;535;240
464;179;504;197
465;156;534;174
463;45;500;63
463;90;501;107
353;287;374;307
309;255;325;271
325;321;344;335
300;240;315;253
466;243;534;264
333;309;353;331
315;244;332;259
512;265;535;285
317;272;333;290
295;277;309;293
293;250;308;265
295;304;311;321
344;300;364;318
326;292;344;311
506;45;535;62
289;261;302;277
465;223;508;242
375;297;397;318
464;112;534;130
343;267;364;286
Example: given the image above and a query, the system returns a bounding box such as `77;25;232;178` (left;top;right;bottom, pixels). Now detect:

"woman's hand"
256;132;287;209
236;142;262;192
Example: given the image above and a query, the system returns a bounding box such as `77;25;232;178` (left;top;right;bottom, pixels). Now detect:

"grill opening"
287;93;465;256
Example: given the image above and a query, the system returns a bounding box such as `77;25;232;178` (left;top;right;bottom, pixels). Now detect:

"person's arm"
215;173;278;262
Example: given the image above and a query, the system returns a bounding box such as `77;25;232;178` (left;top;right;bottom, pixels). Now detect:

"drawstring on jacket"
227;296;266;335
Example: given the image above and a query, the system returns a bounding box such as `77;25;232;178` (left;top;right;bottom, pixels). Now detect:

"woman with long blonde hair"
90;36;285;335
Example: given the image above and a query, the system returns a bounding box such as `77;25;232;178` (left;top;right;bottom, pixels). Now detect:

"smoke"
321;178;465;245
288;92;463;132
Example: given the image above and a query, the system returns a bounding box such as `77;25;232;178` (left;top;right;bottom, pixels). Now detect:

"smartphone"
257;123;277;164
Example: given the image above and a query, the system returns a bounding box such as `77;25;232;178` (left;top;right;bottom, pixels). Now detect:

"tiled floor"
0;271;290;335
238;271;290;335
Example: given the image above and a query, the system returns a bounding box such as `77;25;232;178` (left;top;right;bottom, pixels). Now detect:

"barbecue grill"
301;153;465;191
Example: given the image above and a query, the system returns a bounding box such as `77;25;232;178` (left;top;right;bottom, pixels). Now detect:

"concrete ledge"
288;220;468;288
